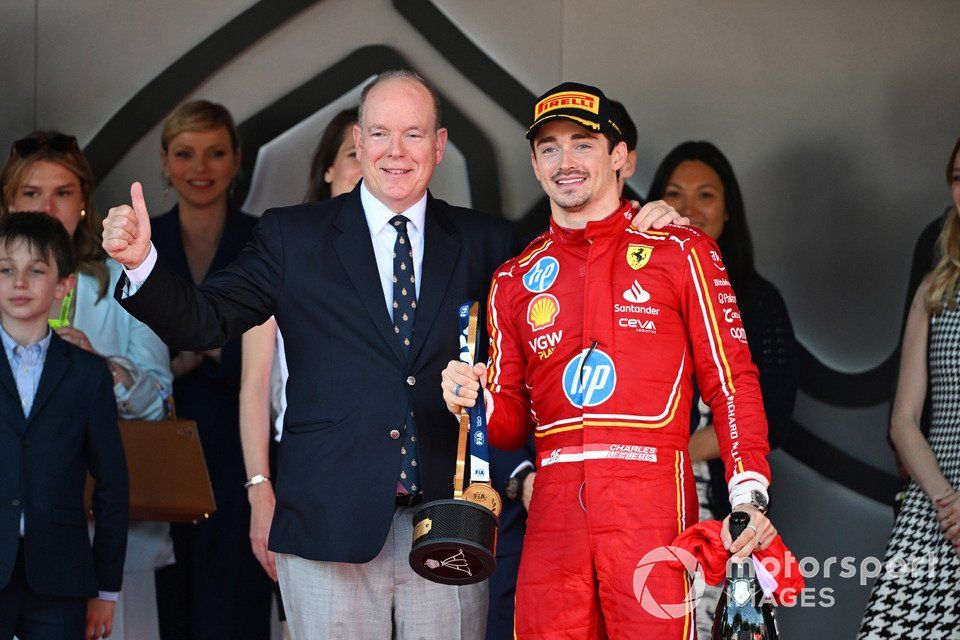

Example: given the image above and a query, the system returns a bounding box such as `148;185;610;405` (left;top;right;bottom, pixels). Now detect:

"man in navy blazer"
103;71;514;639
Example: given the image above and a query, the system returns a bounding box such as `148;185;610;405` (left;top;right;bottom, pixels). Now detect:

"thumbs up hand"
102;182;153;269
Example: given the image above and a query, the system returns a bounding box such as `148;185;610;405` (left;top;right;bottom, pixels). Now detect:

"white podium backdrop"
3;1;959;635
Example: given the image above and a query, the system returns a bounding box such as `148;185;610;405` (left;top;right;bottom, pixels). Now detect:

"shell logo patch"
527;294;560;331
627;244;653;270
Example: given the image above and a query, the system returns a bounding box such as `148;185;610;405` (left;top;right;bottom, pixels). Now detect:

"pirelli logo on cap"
534;91;601;118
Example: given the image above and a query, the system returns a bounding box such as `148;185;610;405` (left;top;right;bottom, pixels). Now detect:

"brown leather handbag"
87;397;217;522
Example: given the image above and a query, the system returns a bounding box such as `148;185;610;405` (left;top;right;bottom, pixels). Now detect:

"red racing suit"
485;201;770;639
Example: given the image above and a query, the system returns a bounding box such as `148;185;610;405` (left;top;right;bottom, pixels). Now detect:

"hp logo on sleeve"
562;349;617;408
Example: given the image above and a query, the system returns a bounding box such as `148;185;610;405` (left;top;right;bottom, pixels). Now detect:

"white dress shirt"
359;182;426;315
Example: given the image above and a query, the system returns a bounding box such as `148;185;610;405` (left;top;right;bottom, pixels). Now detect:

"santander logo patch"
622;280;651;304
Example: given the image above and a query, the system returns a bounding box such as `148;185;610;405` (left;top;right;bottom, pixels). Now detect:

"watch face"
750;491;768;511
504;478;519;501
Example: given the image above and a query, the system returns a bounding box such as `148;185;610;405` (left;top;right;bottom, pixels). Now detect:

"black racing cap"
609;100;637;152
526;82;624;142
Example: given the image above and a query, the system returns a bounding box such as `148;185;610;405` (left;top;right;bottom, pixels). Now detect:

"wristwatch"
504;466;535;501
244;474;271;489
746;490;768;514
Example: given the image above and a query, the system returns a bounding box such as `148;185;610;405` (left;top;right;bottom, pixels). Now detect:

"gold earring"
80;209;86;218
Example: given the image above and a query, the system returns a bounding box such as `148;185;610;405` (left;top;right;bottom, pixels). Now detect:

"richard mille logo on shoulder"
710;250;726;271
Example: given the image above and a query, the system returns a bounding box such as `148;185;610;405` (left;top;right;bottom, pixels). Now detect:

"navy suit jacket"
0;332;128;597
117;184;517;562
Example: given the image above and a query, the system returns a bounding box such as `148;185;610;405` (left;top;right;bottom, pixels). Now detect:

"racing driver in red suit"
443;83;777;638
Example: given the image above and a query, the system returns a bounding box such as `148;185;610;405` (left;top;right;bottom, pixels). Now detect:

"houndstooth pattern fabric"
859;301;960;639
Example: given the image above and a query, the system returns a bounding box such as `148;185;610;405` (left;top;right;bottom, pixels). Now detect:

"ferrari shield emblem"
626;244;653;270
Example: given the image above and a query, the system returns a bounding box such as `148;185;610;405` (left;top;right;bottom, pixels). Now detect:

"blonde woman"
149;100;273;639
1;131;173;639
859;136;960;637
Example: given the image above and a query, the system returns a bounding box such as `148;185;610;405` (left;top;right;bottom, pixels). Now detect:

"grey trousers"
276;507;488;640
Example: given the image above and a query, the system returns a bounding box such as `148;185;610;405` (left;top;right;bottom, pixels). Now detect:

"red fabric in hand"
670;520;807;606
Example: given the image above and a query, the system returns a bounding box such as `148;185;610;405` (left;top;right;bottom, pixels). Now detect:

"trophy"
409;302;501;585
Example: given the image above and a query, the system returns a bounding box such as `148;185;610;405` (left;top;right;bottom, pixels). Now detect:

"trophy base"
409;499;498;585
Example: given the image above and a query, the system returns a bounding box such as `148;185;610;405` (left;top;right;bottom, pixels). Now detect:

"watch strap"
514;465;536;486
244;474;271;488
506;465;536;500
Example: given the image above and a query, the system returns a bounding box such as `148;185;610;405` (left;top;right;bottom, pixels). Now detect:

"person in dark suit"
0;212;128;640
103;70;511;640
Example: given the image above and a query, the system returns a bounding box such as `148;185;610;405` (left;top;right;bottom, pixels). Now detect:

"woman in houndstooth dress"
859;136;960;639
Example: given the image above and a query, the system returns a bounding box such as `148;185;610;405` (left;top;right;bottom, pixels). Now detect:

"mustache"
551;170;589;181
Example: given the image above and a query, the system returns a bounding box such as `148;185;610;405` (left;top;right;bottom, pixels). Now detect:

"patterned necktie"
390;214;421;496
391;215;417;352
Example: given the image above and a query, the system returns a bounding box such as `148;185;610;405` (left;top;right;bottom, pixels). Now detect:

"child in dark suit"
0;213;128;640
